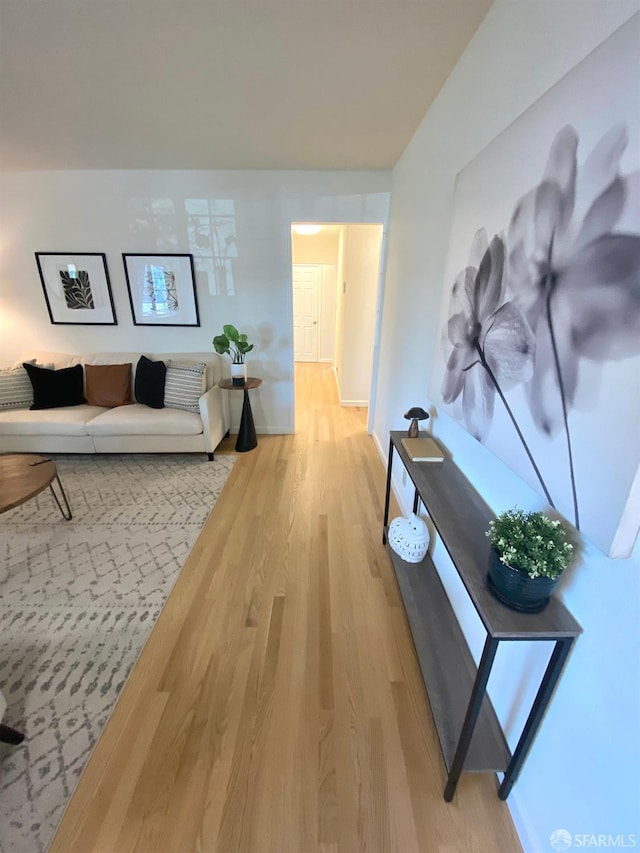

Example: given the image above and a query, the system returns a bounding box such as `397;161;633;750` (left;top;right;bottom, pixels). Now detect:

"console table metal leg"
382;437;394;544
498;637;574;800
49;474;72;521
412;488;420;515
444;636;499;802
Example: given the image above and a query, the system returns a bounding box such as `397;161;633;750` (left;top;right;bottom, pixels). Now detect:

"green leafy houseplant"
487;508;573;579
212;325;254;364
486;508;573;612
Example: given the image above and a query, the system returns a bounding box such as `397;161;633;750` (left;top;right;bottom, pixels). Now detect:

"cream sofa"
0;351;230;459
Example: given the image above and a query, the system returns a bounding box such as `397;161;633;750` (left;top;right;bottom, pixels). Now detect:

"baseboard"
228;426;292;435
371;429;412;518
372;429;387;466
333;367;340;400
332;369;367;405
504;787;538;853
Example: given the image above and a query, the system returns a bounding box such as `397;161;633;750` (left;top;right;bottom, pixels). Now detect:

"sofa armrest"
199;384;230;453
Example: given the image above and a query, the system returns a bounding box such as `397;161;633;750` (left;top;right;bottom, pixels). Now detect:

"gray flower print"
442;230;555;504
442;229;535;440
507;123;640;525
508;123;640;437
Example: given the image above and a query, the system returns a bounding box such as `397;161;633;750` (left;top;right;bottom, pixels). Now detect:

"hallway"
52;362;521;852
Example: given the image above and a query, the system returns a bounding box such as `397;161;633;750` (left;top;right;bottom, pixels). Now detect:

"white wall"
336;223;383;405
291;230;339;265
0;170;389;434
373;2;640;850
319;265;338;363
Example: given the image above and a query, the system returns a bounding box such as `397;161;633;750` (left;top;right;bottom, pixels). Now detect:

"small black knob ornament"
404;407;429;438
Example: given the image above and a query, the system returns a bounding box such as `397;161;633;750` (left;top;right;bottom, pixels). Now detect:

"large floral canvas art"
431;16;640;558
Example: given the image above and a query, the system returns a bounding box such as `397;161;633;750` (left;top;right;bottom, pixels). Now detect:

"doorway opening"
290;222;385;433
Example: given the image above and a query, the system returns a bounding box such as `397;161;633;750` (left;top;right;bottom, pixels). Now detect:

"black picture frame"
122;253;200;327
35;252;117;325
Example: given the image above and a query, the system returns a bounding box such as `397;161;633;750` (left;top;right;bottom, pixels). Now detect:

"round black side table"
218;377;262;452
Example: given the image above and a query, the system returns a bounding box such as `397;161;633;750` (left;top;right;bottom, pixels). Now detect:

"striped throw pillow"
164;360;207;412
0;364;35;410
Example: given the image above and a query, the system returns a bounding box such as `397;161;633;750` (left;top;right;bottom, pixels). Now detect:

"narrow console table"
383;431;581;801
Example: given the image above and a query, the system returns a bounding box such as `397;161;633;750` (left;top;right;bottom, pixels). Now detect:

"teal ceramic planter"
487;550;560;613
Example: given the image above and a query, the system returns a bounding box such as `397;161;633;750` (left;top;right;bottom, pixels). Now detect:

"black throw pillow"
23;362;86;410
135;355;166;408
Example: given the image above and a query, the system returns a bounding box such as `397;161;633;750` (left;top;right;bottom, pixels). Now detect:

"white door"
293;265;320;362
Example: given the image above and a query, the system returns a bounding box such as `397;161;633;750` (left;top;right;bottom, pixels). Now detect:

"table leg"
0;723;25;745
498;637;574;800
444;636;499;802
236;389;258;452
49;474;72;520
383;436;393;544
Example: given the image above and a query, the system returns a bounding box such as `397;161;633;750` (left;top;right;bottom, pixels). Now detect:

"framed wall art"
35;252;117;325
430;18;640;558
123;253;200;327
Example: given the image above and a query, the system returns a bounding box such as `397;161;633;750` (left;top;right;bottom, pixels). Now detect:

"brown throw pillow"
85;363;132;407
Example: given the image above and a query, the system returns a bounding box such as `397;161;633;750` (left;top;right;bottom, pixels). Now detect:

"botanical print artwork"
441;229;548;500
506;124;640;528
35;252;116;325
432;17;640;557
123;254;199;326
442;124;640;528
59;268;95;310
143;265;179;315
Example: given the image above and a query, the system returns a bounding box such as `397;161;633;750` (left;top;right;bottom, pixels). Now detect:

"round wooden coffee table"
0;454;72;520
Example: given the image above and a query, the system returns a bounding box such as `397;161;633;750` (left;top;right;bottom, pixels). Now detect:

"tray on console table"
383;431;581;801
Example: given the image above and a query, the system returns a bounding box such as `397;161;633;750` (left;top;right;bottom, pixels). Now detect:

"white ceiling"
0;0;492;171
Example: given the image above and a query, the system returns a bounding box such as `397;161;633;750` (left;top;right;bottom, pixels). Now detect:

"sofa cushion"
27;352;222;390
23;363;86;410
0;361;58;411
164;360;206;412
85;404;203;436
0;363;35;411
0;405;107;436
85;363;132;407
135;356;166;409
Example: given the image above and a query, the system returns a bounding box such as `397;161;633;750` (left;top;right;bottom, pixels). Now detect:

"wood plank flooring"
51;363;522;853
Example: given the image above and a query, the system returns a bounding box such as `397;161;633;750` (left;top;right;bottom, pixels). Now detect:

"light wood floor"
51;363;522;853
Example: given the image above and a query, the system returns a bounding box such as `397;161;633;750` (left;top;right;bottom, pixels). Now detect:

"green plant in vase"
213;324;254;385
486;508;573;612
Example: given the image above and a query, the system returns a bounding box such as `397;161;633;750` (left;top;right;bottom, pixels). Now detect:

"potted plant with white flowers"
486;508;573;613
213;324;254;386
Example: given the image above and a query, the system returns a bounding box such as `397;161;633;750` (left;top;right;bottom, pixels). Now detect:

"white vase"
230;363;247;386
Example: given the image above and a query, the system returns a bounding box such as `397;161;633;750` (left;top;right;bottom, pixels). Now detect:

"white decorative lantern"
388;513;429;563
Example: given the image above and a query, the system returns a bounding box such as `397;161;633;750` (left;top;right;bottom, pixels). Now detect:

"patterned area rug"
0;453;235;853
